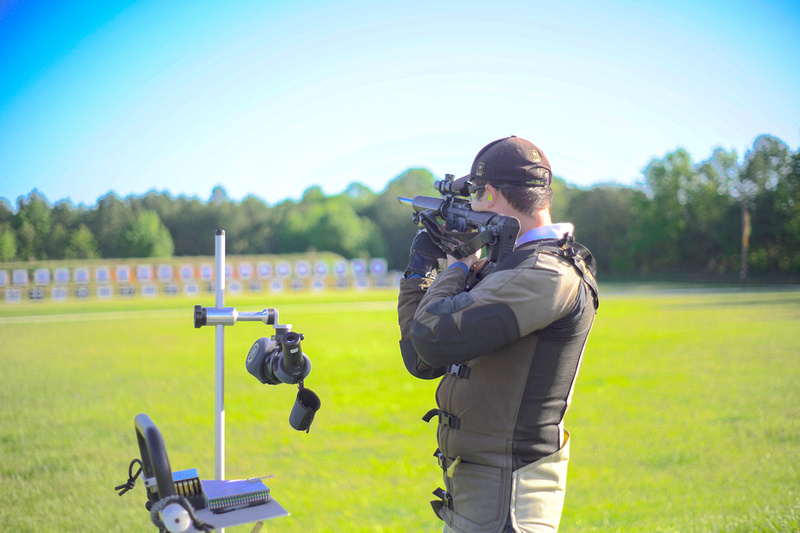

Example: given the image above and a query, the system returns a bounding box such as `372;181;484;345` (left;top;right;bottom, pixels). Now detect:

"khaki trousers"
509;431;570;532
443;431;570;533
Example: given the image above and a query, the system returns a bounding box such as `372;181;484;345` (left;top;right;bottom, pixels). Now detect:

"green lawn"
1;286;798;532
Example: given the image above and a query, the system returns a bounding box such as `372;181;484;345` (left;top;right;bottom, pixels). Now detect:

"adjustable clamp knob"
193;305;207;328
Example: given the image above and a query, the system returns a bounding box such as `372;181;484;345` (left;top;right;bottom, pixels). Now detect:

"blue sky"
1;0;798;208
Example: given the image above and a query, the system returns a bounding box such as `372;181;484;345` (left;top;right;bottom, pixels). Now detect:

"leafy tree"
780;150;800;238
46;223;70;259
693;148;742;275
568;185;642;275
776;150;800;273
15;190;51;234
739;135;792;196
222;194;270;255
740;135;796;275
275;200;311;253
14;190;52;259
89;193;136;258
65;224;100;259
275;188;383;258
0;198;13;226
550;176;579;223
310;203;372;257
700;147;741;197
363;169;436;270
0;223;16;261
50;200;81;229
45;200;87;259
138;191;180;221
300;186;325;203
123;210;175;258
164;196;218;256
231;195;277;254
179;186;253;255
631;149;695;272
343;182;378;210
14;221;37;261
210;186;230;205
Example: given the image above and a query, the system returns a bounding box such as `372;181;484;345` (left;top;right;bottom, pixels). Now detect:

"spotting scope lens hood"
246;337;279;385
245;336;311;386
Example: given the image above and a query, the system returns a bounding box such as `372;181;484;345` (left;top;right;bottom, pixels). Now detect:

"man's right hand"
447;247;481;270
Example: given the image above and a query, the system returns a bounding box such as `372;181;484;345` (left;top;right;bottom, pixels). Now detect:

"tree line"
1;134;798;282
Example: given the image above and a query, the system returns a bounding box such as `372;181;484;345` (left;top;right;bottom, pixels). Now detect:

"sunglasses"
468;182;512;200
468;183;486;200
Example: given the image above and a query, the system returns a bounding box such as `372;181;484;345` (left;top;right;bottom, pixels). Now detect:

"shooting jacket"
397;238;598;532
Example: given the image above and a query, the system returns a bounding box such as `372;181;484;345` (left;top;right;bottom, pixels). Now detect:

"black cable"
115;458;143;496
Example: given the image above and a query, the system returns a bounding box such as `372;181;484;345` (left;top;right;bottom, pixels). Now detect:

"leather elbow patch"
410;303;520;365
399;339;445;380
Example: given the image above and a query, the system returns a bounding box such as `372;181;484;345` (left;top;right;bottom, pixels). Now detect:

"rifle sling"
418;210;496;259
453;230;495;258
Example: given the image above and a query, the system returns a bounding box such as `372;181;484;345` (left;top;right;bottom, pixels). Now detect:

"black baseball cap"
461;136;552;187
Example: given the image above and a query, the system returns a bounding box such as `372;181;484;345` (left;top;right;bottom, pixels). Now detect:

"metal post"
215;230;225;483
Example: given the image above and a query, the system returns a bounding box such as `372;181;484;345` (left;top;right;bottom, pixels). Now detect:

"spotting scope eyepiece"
281;331;303;371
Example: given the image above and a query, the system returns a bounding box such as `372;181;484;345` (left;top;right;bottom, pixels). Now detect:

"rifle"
397;174;520;263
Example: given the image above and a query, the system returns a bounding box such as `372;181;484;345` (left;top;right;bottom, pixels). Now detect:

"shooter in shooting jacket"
397;136;599;532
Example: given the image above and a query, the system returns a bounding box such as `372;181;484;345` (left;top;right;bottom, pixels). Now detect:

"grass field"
1;285;798;532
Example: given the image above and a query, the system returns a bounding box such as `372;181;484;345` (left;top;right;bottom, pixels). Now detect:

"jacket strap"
422;408;461;429
493;237;600;310
447;363;471;378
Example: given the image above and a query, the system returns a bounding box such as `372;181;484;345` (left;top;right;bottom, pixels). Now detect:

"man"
397;136;599;532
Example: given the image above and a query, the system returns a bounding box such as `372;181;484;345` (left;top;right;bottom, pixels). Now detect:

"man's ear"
485;184;497;205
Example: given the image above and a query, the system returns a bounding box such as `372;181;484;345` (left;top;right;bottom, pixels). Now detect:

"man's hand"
447;248;481;270
405;229;446;278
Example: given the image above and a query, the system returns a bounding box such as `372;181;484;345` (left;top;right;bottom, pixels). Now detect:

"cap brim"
454;174;471;187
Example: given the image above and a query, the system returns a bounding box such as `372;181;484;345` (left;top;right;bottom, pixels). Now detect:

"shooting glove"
405;229;446;278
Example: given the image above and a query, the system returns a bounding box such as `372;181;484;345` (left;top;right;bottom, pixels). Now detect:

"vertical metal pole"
215;230;226;483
